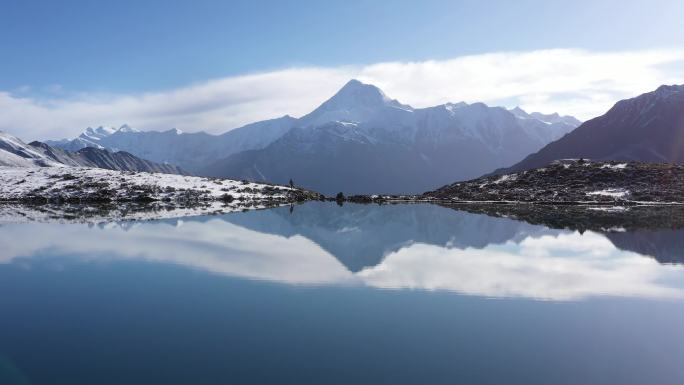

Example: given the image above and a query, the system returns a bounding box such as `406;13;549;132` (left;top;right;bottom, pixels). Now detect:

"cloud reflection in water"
1;204;683;301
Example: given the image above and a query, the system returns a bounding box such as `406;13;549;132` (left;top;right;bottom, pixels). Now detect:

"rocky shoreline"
3;160;683;217
0;167;323;206
334;160;684;205
424;160;684;204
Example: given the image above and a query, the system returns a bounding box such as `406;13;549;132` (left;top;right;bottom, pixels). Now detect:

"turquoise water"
1;202;684;385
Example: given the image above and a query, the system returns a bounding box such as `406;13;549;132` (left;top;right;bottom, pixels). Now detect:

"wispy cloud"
2;48;683;141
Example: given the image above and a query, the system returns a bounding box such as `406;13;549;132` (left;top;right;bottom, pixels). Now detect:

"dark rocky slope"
424;159;684;204
495;84;684;175
28;141;187;174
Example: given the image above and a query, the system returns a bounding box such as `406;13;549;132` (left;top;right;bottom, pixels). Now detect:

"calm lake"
1;202;684;385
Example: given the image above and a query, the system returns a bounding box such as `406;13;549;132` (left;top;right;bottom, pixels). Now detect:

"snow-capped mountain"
0;131;64;167
48;117;297;172
298;79;414;128
1;131;185;174
46;125;137;152
496;84;684;175
44;79;580;194
201;80;580;195
510;107;581;126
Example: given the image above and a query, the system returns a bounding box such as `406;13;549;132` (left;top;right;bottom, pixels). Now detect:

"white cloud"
1;48;683;141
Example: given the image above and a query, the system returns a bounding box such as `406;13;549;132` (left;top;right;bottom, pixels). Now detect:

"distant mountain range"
496;84;684;174
48;80;580;195
202;81;581;194
0;131;185;174
46;118;297;173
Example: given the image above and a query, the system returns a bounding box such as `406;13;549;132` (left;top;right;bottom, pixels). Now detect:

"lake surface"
1;202;684;385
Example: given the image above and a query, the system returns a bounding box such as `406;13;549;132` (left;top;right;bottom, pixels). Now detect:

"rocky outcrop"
424;160;684;204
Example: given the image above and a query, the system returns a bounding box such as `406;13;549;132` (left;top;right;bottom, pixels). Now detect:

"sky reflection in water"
1;202;683;301
2;202;684;385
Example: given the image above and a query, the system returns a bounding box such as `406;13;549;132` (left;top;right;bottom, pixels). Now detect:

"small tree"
336;192;345;202
289;179;294;188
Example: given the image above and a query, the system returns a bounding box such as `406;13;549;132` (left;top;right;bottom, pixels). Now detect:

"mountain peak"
165;128;183;135
610;83;684;117
299;79;413;127
444;102;468;111
329;79;402;108
509;107;581;126
325;79;413;111
653;84;684;98
117;124;139;133
510;106;531;118
341;78;364;88
80;126;117;141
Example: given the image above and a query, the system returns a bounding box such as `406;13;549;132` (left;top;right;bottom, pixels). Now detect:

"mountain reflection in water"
1;202;683;301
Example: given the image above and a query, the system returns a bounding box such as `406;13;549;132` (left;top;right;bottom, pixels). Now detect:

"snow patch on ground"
586;189;629;198
601;163;628;170
0;166;300;203
493;174;517;184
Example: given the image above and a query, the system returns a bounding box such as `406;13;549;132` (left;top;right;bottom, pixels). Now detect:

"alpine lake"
1;201;684;385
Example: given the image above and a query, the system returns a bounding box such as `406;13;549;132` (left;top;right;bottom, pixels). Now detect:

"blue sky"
3;0;683;92
1;0;683;139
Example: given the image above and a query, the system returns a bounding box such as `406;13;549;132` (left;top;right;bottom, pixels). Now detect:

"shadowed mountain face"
29;142;187;174
0;131;185;174
497;84;684;174
0;131;56;167
201;80;578;195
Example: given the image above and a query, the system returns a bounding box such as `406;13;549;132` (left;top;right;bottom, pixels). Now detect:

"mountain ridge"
46;79;579;194
47;116;297;172
493;84;684;175
200;80;580;194
0;131;185;174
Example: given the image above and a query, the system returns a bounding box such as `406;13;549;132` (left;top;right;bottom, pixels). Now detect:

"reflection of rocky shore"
446;203;684;232
445;203;684;264
0;201;284;224
2;201;684;300
2;201;684;268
